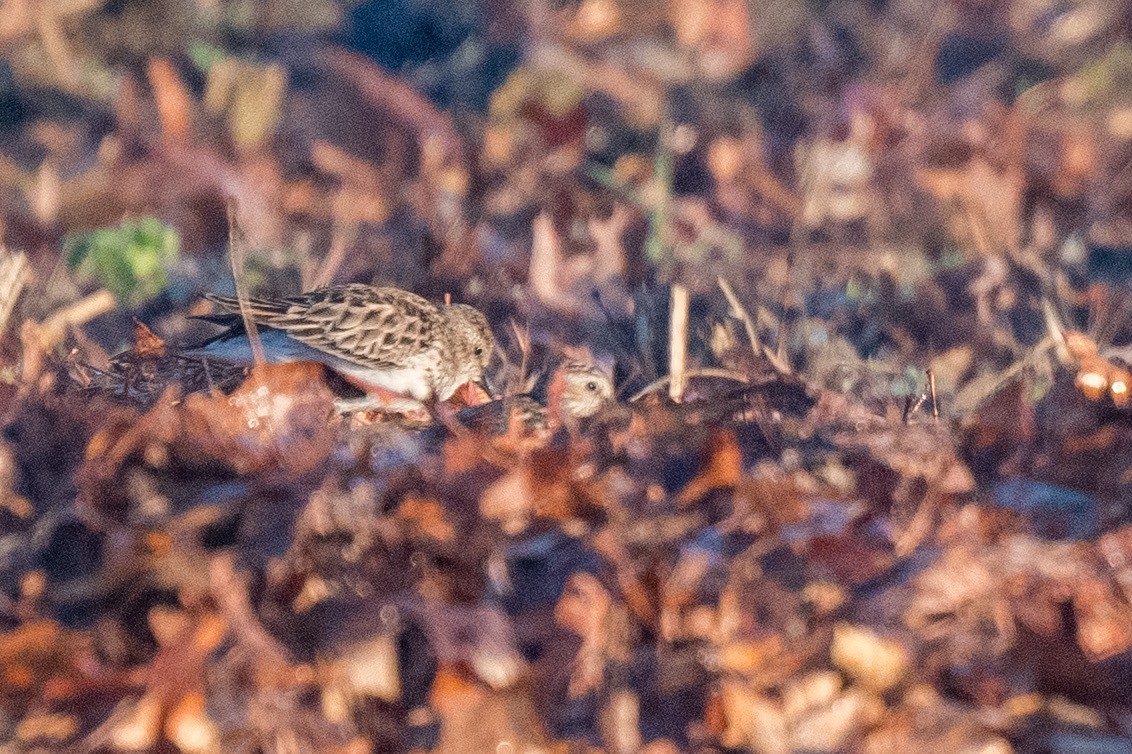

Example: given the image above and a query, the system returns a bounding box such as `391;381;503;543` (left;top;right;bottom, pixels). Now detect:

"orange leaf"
133;320;166;356
147;57;194;142
677;430;742;506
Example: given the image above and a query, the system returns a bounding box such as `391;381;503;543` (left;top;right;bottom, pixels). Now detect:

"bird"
186;283;496;412
452;360;616;435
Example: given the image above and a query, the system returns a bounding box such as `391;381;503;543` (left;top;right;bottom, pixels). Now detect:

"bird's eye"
586;381;598;391
474;347;484;356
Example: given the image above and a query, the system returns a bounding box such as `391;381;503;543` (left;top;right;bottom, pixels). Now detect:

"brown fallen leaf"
677;430;742;506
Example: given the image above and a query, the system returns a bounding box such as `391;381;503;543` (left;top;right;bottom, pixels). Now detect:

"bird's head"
551;360;616;421
441;303;496;396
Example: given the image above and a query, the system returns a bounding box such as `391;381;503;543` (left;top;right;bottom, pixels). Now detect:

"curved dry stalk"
628;368;751;403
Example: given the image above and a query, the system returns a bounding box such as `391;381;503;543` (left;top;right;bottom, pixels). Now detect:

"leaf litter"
3;1;1132;752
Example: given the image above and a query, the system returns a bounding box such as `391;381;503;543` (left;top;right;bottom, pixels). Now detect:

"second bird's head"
554;361;615;420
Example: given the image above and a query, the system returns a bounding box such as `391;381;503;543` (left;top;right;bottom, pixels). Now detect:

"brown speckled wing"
205;284;440;369
455;395;547;434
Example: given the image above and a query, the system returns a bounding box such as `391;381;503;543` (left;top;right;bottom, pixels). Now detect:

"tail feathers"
203;292;243;312
186;310;252;350
204;292;290;318
202;292;244;316
188;296;298;361
183;328;330;366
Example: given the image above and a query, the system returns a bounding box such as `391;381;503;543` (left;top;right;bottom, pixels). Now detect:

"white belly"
334;360;433;400
189;330;435;399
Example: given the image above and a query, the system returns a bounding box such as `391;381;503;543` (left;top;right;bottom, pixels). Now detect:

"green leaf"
188;41;229;74
64;217;181;307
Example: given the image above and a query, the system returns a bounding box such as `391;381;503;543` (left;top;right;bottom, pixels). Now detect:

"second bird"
454;360;616;435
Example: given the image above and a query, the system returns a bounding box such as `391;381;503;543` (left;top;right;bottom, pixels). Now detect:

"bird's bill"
476;375;497;400
455;380;492;407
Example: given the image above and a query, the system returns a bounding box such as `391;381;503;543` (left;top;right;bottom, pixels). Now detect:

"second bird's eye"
586;381;598;391
474;347;483;356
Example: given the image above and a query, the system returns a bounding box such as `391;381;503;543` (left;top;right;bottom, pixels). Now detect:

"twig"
776;250;795;367
668;284;688;402
309;230;349;289
614;361;644;401
34;289;116;350
226;200;264;365
590;288;639;373
508;318;532;393
20;289;115;389
951;335;1056;415
717;276;760;358
902;393;926;425
209;554;289;665
0;248;29;337
629;368;750;403
927;369;939;422
159;144;272;249
67;325;110;372
1042;297;1072;365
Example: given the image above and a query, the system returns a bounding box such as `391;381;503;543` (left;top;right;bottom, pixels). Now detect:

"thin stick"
309;230;349;289
0;249;29;337
227;200;264;365
209;554;289;664
903;393;926;424
36;289;116;349
668;284;688;402
776;250;794;367
927;369;939;422
1041;297;1072;365
718;276;760;357
508;318;531;393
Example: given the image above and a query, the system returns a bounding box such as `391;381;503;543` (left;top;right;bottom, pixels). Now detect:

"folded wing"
203;284;440;370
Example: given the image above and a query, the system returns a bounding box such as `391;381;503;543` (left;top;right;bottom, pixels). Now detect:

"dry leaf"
830;624;910;692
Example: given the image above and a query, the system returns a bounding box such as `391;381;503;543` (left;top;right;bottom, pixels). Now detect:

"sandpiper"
189;283;495;411
455;360;615;434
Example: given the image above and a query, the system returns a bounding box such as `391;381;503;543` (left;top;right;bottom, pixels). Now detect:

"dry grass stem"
227;201;265;365
0;248;29;337
34;289;116;350
927;369;939;421
508;318;532;393
668;284;688;402
718;276;760;358
309;231;349;290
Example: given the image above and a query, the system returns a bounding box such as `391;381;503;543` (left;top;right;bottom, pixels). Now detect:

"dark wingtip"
188;312;243;326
